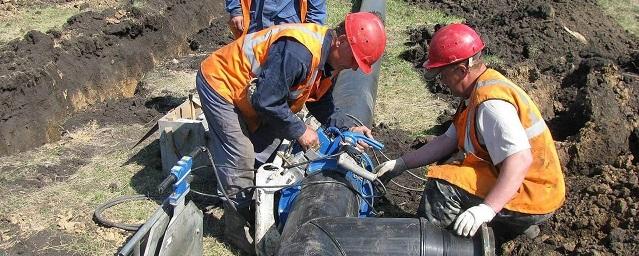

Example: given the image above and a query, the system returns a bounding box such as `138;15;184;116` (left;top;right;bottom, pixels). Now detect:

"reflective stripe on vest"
462;78;549;156
475;79;547;139
242;24;324;75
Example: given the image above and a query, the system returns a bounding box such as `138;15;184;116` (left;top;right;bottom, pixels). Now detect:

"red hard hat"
423;23;485;70
345;12;386;74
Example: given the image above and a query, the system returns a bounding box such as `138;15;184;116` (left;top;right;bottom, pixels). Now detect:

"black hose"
93;194;160;231
201;146;239;213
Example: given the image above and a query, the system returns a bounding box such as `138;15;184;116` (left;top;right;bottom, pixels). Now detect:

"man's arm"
375;125;457;179
250;38;312;140
402;131;457;169
226;0;243;37
453;100;532;236
484;149;532;212
225;0;242;17
305;0;327;25
475;100;532;212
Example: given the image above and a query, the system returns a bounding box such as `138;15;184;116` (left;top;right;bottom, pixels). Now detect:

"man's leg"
491;210;553;240
196;71;256;254
417;178;474;228
418;178;553;239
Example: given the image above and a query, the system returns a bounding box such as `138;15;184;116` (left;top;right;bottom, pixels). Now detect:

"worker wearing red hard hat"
377;23;565;239
196;12;386;254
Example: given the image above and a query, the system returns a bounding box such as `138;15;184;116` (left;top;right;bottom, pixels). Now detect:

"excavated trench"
395;0;639;254
0;0;228;156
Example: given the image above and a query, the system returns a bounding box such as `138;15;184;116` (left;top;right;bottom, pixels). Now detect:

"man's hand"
297;126;319;151
349;126;373;149
374;158;407;180
228;15;243;37
453;204;496;237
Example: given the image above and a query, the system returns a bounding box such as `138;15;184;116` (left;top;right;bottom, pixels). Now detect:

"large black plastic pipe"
277;172;360;250
277;217;494;256
330;0;386;128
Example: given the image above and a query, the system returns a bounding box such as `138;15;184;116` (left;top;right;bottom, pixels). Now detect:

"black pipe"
278;172;360;247
330;0;386;128
277;217;495;256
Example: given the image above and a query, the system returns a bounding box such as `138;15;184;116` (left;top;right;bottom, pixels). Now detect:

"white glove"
374;158;407;179
453;204;496;237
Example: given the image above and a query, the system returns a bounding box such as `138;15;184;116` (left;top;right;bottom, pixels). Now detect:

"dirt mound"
397;0;639;254
0;0;225;156
401;0;639;176
406;0;638;75
503;162;639;255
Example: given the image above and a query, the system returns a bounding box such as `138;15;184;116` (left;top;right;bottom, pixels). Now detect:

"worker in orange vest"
226;0;326;38
196;12;386;254
376;23;565;239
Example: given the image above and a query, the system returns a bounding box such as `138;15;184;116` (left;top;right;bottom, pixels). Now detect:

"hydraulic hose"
93;194;159;231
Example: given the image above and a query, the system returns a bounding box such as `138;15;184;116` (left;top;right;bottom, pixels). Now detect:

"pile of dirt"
396;0;639;254
0;0;226;156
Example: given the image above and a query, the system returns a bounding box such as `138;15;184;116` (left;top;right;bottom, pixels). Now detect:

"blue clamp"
341;131;384;151
168;156;193;206
324;127;384;151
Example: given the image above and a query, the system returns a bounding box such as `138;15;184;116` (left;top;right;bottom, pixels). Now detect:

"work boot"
223;202;255;255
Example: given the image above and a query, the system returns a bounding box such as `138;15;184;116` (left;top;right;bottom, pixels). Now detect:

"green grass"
0;6;80;43
599;0;639;35
375;0;461;136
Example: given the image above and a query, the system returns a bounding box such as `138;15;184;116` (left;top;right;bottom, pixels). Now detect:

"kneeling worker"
376;23;565;239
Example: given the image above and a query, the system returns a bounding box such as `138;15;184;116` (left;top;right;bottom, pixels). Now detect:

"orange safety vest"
200;23;332;132
427;69;565;214
237;0;308;38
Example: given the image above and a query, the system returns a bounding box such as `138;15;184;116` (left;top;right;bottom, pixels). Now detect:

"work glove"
453;204;496;237
374;158;407;180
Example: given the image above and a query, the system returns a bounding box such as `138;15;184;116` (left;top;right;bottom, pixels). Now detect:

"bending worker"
226;0;326;38
376;23;565;239
196;12;386;253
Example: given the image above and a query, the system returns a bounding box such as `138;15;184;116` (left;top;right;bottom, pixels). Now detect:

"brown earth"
394;0;639;255
2;0;639;255
0;0;226;156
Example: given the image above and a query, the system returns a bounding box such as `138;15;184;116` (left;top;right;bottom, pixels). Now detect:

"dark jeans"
418;178;553;237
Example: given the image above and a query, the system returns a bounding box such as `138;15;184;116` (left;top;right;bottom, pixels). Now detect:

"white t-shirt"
444;100;531;165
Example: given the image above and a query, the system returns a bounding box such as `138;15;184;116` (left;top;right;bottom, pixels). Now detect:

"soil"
0;0;226;157
396;0;639;255
1;0;638;254
3;226;82;256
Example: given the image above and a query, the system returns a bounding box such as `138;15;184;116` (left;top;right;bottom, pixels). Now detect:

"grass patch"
599;0;639;35
483;54;505;67
375;0;461;136
141;69;196;98
0;6;80;44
